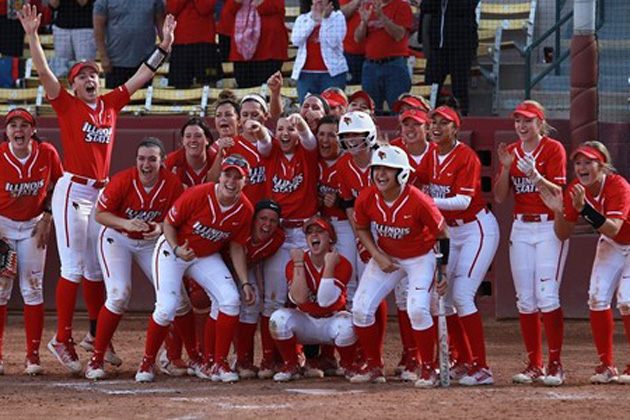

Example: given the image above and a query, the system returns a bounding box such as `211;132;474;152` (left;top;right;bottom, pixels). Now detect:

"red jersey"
425;142;486;223
224;135;268;206
336;153;371;201
286;251;352;317
167;0;216;45
0;141;63;221
354;184;445;258
318;157;347;220
167;183;253;257
97;167;184;239
49;86;130;181
501;137;567;216
564;175;630;245
165;147;218;188
340;0;365;55
303;26;327;71
263;142;319;220
390;137;434;192
364;0;412;60
246;228;285;264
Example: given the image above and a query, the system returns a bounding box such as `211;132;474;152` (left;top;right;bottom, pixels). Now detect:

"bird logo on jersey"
82;122;113;144
378;150;387;160
4;180;45;198
192;221;230;242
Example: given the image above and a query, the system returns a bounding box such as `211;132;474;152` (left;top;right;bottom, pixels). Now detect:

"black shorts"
169;43;221;89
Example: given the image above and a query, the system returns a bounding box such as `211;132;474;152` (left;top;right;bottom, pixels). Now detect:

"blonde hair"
521;100;556;136
581;140;615;173
400;93;431;111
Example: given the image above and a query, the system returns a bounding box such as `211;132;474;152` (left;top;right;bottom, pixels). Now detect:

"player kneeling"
270;217;358;382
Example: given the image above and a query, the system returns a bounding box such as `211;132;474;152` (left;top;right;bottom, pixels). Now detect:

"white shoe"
449;361;469;381
211;361;239;383
303;360;324;378
24;354;44;376
513;363;545;384
350;366;386;384
79;333;123;367
590;364;618;384
135;358;155;383
618;365;630;384
48;335;82;373
85;358;106;380
414;364;439;389
157;349;188;376
543;361;565;387
459;364;494;386
273;364;301;382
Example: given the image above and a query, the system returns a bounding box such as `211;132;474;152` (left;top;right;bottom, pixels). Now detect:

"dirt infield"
1;315;629;419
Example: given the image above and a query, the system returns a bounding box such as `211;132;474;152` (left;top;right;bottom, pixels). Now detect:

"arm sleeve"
317;277;342;307
602;177;630;219
167;191;192;227
291;14;317;46
452;151;481;197
93;0;108;17
433;194;472;211
97;175;123;212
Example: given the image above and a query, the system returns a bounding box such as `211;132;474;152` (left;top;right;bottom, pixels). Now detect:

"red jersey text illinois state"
97;167;184;239
49;86;130;180
165;147;218;188
0;141;63;221
285;251;353;317
263;142;319;220
167;183;253;257
223;135;267;205
503;136;567;216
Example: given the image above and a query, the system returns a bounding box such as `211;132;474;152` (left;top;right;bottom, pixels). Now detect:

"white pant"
152;236;240;326
51;26;97;77
331;219;358;307
442;210;500;317
270;308;356;347
262;226;307;317
588;235;630;313
510;220;569;314
353;252;436;330
52;173;103;283
0;215;46;306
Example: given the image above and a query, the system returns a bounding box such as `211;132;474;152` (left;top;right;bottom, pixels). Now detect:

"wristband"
436;238;450;265
173;245;179;258
43;207;52;215
580;203;606;229
144;46;168;72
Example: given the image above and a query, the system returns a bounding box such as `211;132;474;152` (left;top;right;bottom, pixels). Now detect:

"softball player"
494;101;568;386
322;88;348;117
539;141;630;384
424;106;500;386
135;155;256;383
347;91;375;114
19;5;176;373
85;138;187;379
300;94;329;132
351;145;447;387
270;217;357;382
0;109;63;375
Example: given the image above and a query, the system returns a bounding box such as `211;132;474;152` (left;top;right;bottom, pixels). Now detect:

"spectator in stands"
223;0;288;89
422;0;479;116
291;0;348;104
355;0;413;115
216;0;233;65
49;0;97;77
166;0;221;88
93;0;166;88
340;0;364;85
0;0;26;57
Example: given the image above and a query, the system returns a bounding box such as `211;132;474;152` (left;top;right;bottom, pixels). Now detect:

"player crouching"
270;217;358;382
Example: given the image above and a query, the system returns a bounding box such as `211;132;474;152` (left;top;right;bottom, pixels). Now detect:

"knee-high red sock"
447;315;472;365
173;310;200;361
590;309;614;366
414;326;436;366
24;303;44;357
274;336;298;365
337;343;358;367
165;327;183;360
375;300;387;353
236;322;258;364
460;312;487;368
542;308;564;364
56;277;80;342
194;312;207;353
143;317;170;363
82;278;105;321
623;314;630;354
320;344;336;360
355;324;382;368
203;316;216;363
215;312;239;363
260;316;277;362
0;305;6;358
92;307;122;363
519;312;543;367
398;309;418;360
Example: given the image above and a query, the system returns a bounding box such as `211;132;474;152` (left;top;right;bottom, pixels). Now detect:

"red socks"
337;343;358;368
414;326;436;366
519;312;543;367
320;344;336;360
397;309;418;361
355;324;382;368
82;278;105;321
165;327;184;360
173;311;200;361
143;316;170;363
460;312;487;368
542;308;564;364
447;314;472;365
56;277;80;342
236;322;258;365
24;303;44;357
375;300;388;353
93;307;122;363
260;316;277;362
590;309;614;366
215;312;239;363
274;335;299;366
0;305;6;358
623;314;630;353
203;316;216;363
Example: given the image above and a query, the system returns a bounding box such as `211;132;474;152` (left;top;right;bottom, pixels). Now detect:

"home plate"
285;388;366;396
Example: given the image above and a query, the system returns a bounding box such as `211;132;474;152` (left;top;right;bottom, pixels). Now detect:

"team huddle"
2;5;630;389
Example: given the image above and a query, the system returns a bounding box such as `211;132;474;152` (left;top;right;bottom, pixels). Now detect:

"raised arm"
18;5;61;99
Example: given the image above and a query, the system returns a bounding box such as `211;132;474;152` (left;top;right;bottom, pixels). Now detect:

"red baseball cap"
303;216;337;244
4;108;36;127
348;91;375;112
221;154;250;177
399;108;429;125
322;89;348;108
428;106;461;128
393;96;430;113
68;60;100;85
570;146;607;163
512;102;545;120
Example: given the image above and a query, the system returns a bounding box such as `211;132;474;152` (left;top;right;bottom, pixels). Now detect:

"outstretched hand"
160;14;177;51
18;4;41;36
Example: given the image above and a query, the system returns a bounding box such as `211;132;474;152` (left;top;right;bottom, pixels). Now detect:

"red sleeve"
103;85;131;112
416;189;445;233
44;143;64;183
48;88;73;116
230;206;253;245
353;190;371;229
563;182;579;223
333;258;353;287
452;150;481;197
603;176;630;219
286;260;294;284
545;140;567;185
256;0;284;16
393;1;413;30
167;189;194;227
97;173;125;212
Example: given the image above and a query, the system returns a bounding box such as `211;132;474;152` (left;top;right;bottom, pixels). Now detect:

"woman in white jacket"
292;0;349;103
